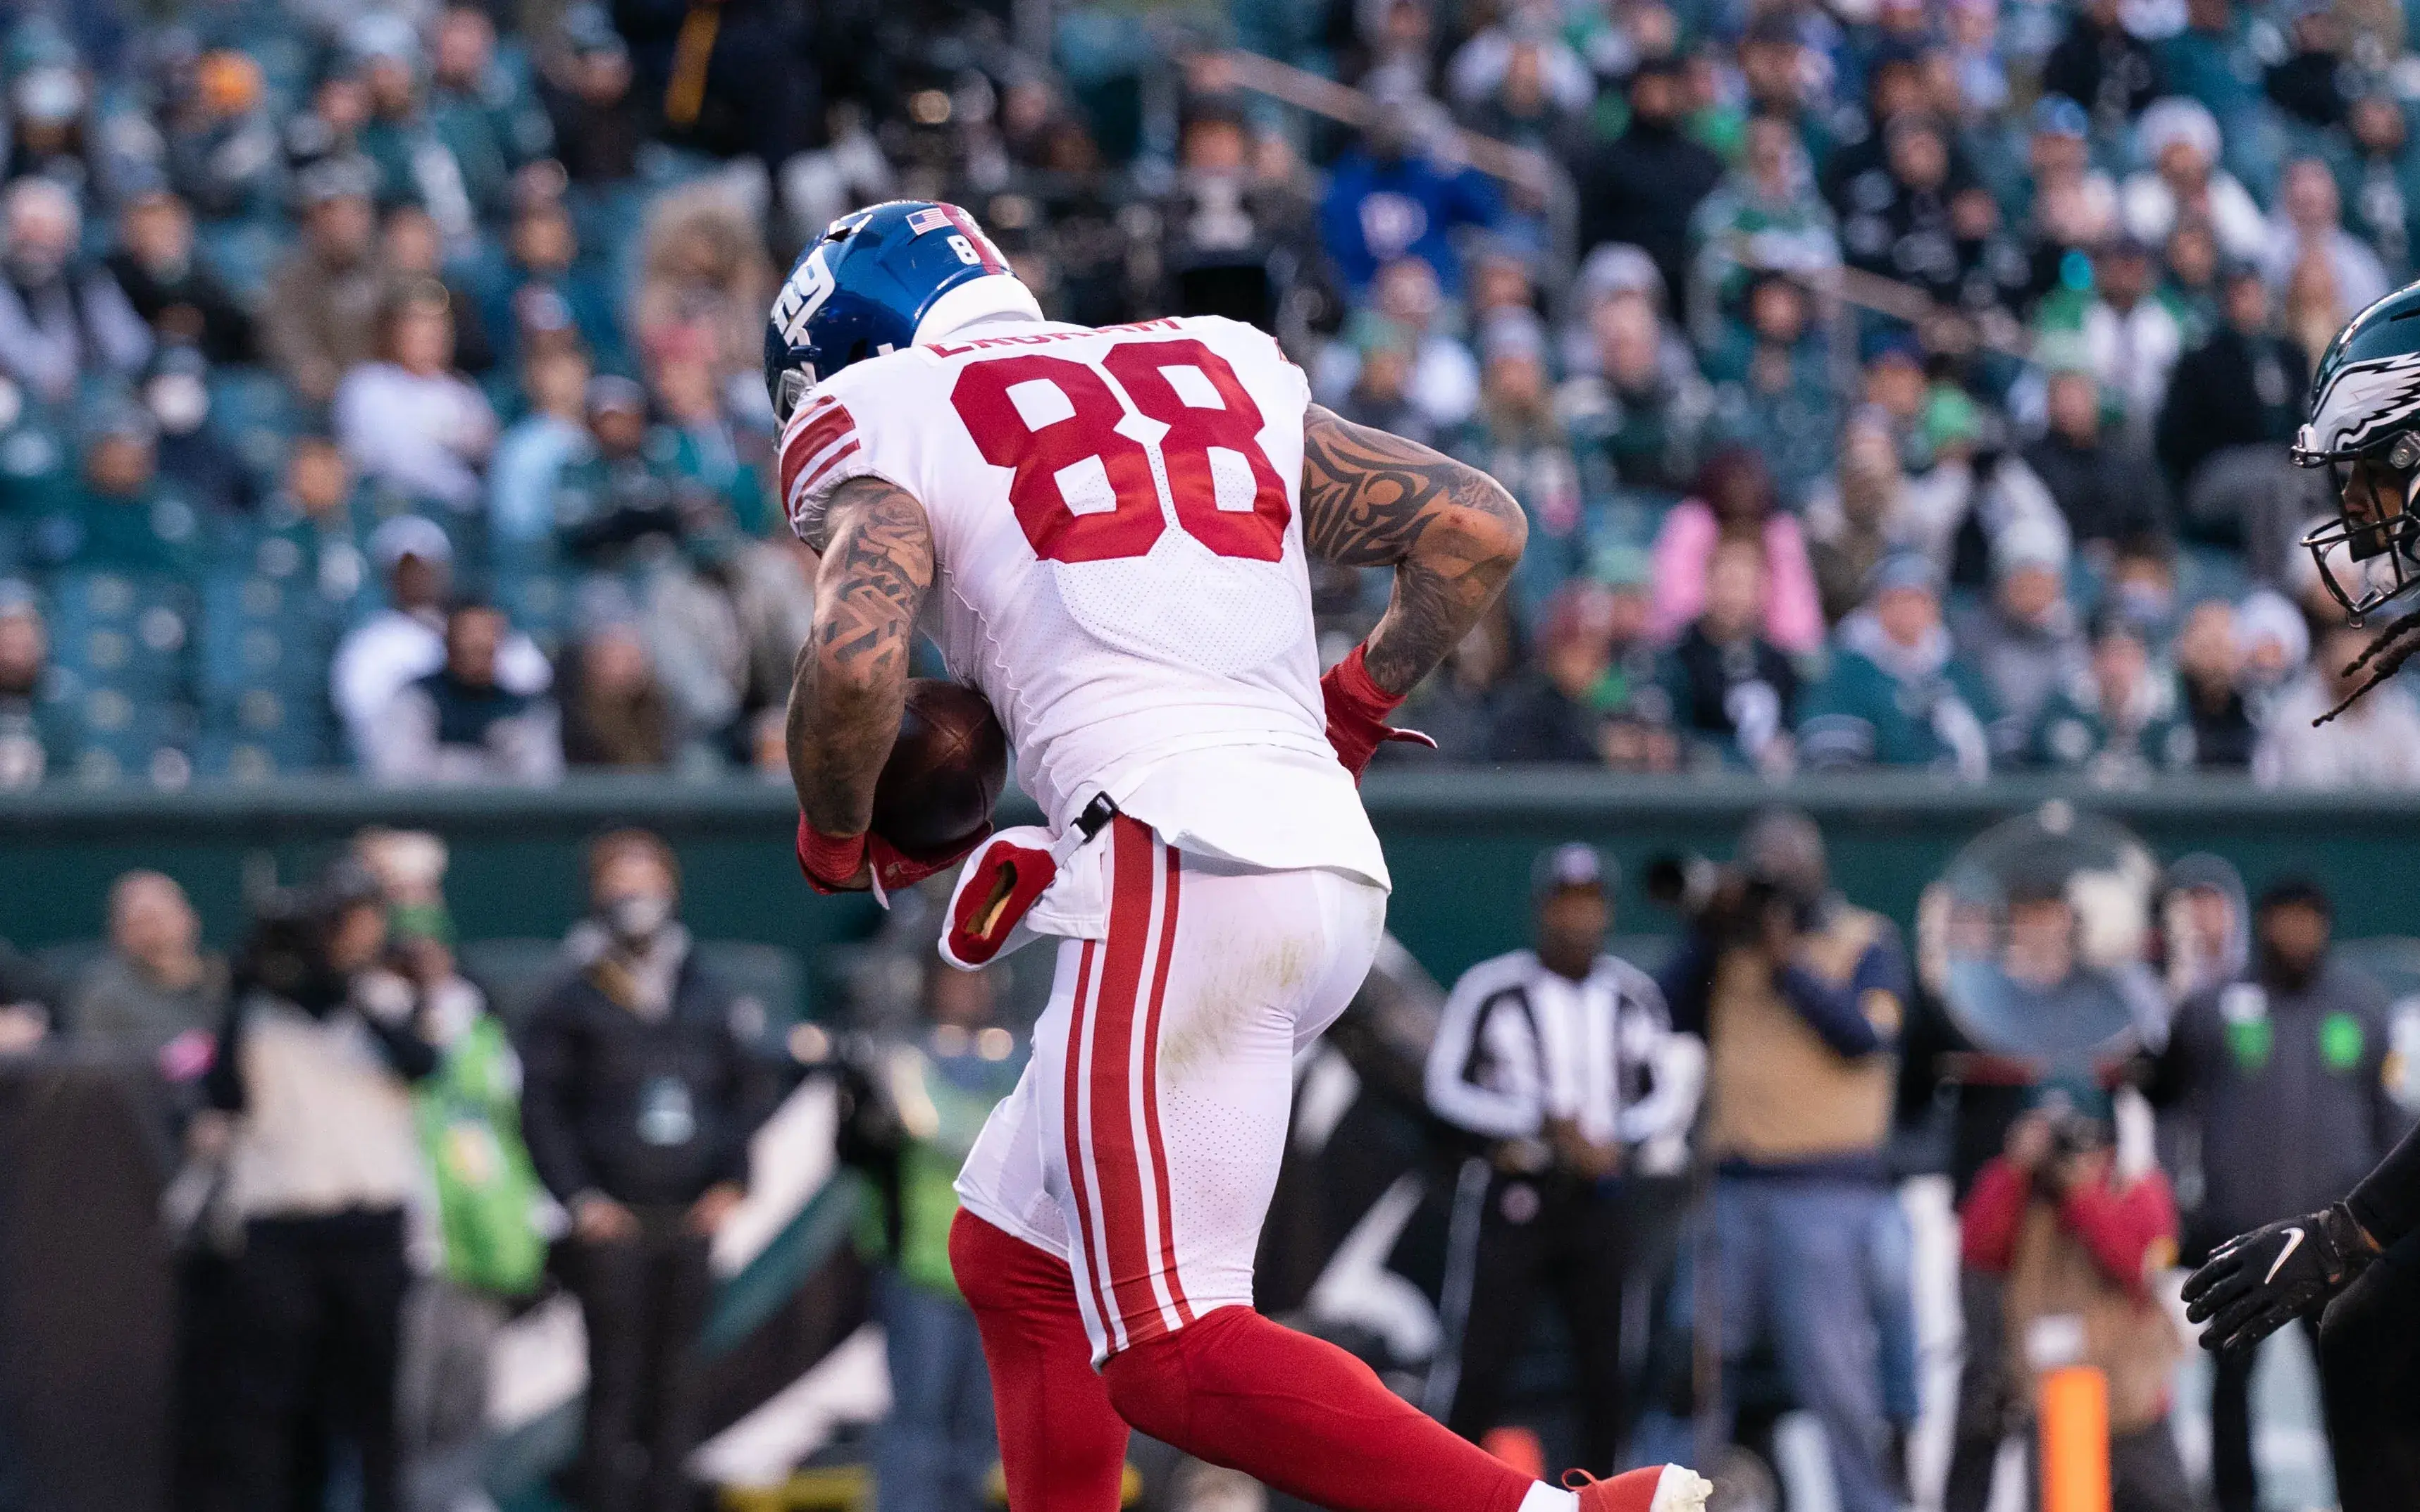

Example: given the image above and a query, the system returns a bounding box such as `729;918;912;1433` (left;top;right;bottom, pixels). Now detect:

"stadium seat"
46;571;196;699
197;219;295;305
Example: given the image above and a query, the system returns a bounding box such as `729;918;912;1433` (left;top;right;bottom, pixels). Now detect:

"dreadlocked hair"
2316;605;2420;724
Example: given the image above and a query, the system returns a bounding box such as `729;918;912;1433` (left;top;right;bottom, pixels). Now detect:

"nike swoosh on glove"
2182;1200;2380;1354
1320;644;1437;783
796;815;993;905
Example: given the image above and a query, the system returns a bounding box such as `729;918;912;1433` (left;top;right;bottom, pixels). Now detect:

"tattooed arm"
1298;404;1527;694
786;474;935;841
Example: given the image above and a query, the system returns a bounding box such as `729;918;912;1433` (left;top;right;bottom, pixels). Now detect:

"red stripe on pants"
1057;940;1115;1341
1137;849;1193;1325
1091;817;1162;1345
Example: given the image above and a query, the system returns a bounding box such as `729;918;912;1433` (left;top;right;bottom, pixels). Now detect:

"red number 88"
948;339;1292;564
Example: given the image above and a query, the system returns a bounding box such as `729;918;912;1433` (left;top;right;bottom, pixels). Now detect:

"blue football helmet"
763;200;1043;423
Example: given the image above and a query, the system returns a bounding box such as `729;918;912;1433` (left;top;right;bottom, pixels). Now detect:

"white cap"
2137;97;2220;168
370;514;453;569
915;273;1046;346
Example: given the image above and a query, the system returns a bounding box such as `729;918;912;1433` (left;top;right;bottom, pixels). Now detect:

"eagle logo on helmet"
2298;350;2420;463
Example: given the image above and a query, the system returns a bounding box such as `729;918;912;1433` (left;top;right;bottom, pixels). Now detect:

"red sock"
1100;1306;1534;1512
950;1212;1133;1512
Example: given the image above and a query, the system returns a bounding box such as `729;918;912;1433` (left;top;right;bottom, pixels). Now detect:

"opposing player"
2179;279;2420;1512
772;201;1706;1512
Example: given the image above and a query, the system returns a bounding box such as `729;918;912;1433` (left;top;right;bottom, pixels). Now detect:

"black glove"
2182;1201;2381;1354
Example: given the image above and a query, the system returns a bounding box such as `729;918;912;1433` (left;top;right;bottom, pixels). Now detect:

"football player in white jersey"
771;202;1706;1512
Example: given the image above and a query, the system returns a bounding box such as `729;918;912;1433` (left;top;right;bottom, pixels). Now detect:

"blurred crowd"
1413;814;2414;1512
0;0;2416;788
6;807;2409;1512
0;829;783;1512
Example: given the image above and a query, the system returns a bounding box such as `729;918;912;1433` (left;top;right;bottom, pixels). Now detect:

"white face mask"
602;891;672;946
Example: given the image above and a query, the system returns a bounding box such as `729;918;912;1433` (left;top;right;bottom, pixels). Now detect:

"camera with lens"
1643;851;1818;948
2030;1102;2114;1201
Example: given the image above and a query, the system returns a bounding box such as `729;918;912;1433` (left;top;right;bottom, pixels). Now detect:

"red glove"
1320;644;1437;783
795;815;993;899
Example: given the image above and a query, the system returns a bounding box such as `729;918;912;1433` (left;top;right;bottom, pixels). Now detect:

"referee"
2183;1116;2420;1510
1420;843;1705;1474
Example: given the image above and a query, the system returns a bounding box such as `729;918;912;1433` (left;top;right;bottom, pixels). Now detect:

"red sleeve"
2059;1170;2180;1300
1961;1157;2028;1273
777;392;863;541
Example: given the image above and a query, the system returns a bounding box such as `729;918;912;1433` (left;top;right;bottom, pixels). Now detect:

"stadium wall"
1;773;2416;992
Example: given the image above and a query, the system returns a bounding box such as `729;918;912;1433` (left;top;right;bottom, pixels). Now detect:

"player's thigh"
1290;869;1387;1052
1149;864;1379;1291
956;969;1077;1265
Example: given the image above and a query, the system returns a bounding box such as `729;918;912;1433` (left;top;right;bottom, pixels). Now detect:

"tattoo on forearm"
1298;404;1526;695
786;476;933;833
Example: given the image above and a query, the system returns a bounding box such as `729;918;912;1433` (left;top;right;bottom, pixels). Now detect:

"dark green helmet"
2295;280;2420;620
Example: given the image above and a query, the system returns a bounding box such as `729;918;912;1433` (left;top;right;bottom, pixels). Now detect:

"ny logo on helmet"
772;244;838;350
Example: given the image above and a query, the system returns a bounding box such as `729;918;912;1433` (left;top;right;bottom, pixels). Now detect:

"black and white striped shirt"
1423;949;1704;1172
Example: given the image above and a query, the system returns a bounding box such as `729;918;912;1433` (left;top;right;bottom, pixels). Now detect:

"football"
871;679;1009;860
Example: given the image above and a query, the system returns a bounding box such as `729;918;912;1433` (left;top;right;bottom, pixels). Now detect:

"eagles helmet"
2295;280;2420;621
762;201;1043;424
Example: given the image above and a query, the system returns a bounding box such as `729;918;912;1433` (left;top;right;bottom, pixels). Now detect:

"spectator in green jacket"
2026;614;2197;776
361;826;547;1512
1801;553;1996;777
35;408;201;578
856;961;1026;1512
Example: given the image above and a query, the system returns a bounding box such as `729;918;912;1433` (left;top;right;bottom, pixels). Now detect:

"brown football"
871;679;1009;860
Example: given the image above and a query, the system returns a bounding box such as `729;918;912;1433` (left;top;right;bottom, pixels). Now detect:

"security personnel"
1420;843;1704;1475
2150;876;2408;1512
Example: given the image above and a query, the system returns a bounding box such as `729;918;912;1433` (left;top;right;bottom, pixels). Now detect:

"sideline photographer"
193;860;438;1512
1960;1091;2195;1512
1649;807;1910;1512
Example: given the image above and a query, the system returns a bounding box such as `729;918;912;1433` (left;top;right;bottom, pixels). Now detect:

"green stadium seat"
197;221;294;304
46;571;195;700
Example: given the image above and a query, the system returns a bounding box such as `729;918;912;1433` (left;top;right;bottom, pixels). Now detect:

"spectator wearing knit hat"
263;156;385;404
2023;613;2196;775
1315;256;1479;433
332;516;550;767
1954;516;2089;758
2121;97;2266;262
1801;554;1996;776
1458;310;1582;615
1492;575;1670;767
1576;57;1725;308
1700;272;1839;507
0;178;150;406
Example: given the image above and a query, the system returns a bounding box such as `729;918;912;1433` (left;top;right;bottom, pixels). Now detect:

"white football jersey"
781;314;1388;888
